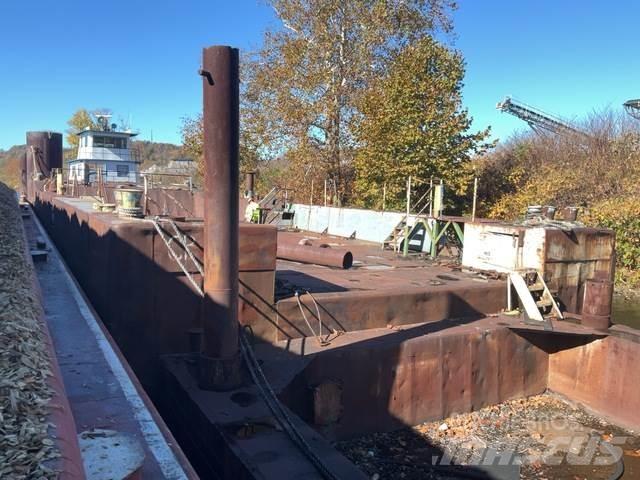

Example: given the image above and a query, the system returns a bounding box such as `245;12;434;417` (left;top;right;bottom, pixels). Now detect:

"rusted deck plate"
161;354;368;480
255;314;610;440
273;231;507;341
276;230;501;292
258;315;607;362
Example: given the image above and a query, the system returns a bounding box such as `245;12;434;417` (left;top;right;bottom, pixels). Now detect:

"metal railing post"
472;176;478;222
324;179;327;207
382;182;386;211
403;176;411;257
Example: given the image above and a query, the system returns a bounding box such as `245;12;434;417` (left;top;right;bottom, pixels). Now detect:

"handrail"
412;185;433;217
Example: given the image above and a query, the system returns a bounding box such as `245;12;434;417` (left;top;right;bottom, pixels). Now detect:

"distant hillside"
0;145;25;188
0;140;189;189
134;141;188;170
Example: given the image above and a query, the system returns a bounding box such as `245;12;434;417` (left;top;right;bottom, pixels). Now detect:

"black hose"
239;327;340;480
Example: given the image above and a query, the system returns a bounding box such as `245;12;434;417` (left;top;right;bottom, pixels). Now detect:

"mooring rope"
294;290;329;347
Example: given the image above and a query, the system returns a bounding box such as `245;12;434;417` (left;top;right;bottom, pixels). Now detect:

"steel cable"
239;328;340;480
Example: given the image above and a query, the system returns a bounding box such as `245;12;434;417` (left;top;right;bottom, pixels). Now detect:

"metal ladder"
382;186;433;252
508;270;563;326
258;187;290;225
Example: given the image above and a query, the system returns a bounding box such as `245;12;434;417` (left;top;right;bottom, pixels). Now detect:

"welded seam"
31;211;188;480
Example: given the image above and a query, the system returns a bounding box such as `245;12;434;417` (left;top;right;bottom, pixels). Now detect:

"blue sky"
0;0;638;150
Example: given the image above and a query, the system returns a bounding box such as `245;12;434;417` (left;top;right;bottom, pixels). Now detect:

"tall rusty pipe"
199;45;242;390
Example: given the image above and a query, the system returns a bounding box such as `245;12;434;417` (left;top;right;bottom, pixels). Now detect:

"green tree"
354;36;492;211
66;109;98;154
180;114;204;178
180;113;262;189
243;0;457;203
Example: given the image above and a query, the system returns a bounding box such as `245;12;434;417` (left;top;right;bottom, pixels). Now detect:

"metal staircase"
382;186;433;252
259;187;279;209
508;270;563;327
382;217;410;252
258;187;294;225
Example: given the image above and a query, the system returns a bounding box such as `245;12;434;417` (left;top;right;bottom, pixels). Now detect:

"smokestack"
198;45;242;390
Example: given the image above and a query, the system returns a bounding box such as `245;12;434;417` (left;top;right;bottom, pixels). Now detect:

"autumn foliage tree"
180;1;493;205
66;109;98;155
241;0;457;202
180;113;261;188
354;36;492;210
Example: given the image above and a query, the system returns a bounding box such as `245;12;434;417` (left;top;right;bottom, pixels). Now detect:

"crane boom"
497;97;586;136
624;99;640;120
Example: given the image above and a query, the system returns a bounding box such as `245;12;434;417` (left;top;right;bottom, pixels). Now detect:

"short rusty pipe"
198;45;243;391
244;170;256;199
581;278;613;331
542;205;556;220
561;206;579;221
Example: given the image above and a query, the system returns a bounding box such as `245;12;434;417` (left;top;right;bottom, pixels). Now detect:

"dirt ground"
336;393;640;480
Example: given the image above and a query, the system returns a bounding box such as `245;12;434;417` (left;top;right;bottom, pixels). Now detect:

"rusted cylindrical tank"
199;45;242;390
581;278;613;331
25;132;63;202
277;238;353;269
26;131;63;178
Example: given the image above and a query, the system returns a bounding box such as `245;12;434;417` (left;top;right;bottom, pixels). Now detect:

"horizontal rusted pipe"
277;242;353;269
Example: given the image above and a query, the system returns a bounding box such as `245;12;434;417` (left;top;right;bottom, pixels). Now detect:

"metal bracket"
198;69;214;85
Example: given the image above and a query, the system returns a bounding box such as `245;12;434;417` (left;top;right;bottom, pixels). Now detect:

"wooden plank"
509;272;544;322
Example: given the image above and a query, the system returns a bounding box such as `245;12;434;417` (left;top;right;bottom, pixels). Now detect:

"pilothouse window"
116;165;129;177
93;136;127;149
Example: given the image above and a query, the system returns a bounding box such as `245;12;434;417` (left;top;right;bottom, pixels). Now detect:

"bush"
475;110;640;286
583;198;640;287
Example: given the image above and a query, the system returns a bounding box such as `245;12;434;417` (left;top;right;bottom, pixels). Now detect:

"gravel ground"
336;393;640;480
0;183;59;479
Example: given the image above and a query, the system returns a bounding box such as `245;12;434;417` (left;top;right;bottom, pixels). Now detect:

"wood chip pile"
0;182;59;479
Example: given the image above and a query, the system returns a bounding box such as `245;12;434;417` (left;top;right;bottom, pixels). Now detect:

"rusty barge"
9;45;640;479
